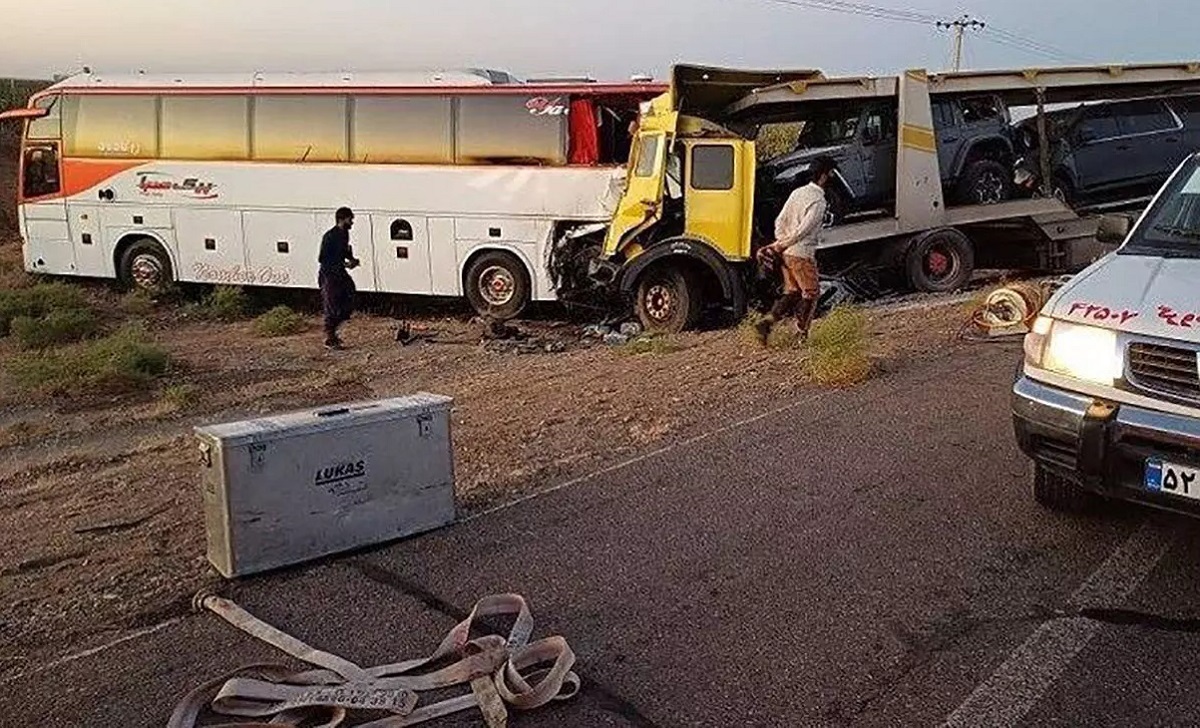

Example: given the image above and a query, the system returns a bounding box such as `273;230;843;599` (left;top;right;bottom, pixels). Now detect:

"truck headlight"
1024;316;1122;385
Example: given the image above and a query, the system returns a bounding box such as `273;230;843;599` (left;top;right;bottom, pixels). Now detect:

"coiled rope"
960;278;1068;342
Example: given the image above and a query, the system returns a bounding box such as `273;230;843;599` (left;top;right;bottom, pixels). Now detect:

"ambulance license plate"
1145;459;1200;500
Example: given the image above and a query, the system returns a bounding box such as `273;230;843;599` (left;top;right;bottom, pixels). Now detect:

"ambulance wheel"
1033;465;1095;513
635;266;701;334
118;238;174;293
465;251;531;320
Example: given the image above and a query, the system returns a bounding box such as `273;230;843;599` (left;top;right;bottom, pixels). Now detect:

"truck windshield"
1123;156;1200;257
797;113;860;148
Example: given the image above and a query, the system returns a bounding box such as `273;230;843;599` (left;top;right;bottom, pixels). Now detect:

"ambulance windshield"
1126;156;1200;257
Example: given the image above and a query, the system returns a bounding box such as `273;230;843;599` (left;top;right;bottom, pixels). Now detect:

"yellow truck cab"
592;66;823;332
595;61;1200;334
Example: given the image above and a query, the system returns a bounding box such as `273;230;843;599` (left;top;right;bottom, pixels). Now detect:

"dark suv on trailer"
759;94;1016;224
1015;95;1200;208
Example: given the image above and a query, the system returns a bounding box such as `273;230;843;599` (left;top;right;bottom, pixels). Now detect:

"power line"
976;31;1080;64
755;0;1087;68
985;25;1088;63
759;0;935;25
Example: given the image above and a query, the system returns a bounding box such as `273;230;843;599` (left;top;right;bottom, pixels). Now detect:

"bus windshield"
1123;155;1200;258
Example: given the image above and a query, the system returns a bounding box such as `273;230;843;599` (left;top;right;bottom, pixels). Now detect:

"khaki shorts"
781;255;819;298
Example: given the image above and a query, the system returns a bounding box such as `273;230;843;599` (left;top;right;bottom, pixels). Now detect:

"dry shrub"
803;306;873;387
620;334;683;355
7;323;170;395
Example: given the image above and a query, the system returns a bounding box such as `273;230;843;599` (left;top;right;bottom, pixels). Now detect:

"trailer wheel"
118;238;174;292
465;251;531;320
1033;465;1095;513
957;159;1012;205
905;228;974;293
635;266;700;334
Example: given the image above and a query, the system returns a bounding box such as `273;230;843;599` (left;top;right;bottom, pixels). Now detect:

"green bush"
7;324;171;395
254;305;308;337
199;286;250;321
11;308;99;349
803;306;873;387
0;284;88;336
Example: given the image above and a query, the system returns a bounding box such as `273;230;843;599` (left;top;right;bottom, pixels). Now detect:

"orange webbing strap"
168;593;579;728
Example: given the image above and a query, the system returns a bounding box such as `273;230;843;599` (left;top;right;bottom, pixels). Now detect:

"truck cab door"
683;140;755;259
603;130;671;257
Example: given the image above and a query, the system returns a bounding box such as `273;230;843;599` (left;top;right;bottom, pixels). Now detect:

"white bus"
1;69;664;318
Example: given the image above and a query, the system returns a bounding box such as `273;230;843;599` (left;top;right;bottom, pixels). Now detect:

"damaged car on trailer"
1013;151;1200;516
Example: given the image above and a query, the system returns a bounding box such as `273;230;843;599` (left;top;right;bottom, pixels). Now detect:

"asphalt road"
3;342;1197;727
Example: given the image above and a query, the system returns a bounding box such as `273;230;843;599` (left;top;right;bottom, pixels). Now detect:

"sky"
1;0;1197;82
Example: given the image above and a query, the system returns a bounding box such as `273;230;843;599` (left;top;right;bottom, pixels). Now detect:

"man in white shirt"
754;156;838;344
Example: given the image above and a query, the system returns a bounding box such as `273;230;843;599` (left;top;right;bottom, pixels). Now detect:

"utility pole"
937;14;986;72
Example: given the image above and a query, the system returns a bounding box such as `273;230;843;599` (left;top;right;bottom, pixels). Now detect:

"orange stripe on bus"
62;158;145;199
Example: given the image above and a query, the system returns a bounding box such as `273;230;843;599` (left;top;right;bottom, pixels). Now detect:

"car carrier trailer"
584;61;1200;332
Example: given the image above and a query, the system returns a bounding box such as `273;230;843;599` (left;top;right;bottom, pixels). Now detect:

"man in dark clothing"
318;207;361;350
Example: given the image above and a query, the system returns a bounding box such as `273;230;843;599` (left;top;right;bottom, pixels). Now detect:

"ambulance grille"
1127;342;1200;403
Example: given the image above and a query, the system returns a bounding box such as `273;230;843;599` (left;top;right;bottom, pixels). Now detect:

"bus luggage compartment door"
371;214;433;295
67;204;107;277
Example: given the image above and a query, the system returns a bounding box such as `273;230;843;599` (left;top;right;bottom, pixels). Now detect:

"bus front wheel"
118;238;174;293
465;251;531;320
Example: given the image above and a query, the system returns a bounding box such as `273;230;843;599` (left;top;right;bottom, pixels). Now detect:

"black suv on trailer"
1014;95;1200;209
759;94;1017;224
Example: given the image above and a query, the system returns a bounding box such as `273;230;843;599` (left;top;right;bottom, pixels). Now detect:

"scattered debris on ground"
0;237;1000;677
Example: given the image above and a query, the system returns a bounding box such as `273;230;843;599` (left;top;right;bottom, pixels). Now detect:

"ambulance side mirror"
1096;214;1131;245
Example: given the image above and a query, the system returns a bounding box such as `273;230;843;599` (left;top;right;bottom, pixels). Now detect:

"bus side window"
390;219;414;241
23;143;60;198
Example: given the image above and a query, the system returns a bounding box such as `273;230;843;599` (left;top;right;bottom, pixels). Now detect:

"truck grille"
1127;343;1200;402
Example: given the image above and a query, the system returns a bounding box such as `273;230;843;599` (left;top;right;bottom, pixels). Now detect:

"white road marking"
464;389;828;522
0;618;182;688
942;520;1178;728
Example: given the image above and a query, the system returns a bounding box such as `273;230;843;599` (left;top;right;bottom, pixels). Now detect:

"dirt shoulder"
0;241;983;678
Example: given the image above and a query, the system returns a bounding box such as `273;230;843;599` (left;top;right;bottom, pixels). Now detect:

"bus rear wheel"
465;251;531;320
635;266;701;334
118;238;174;293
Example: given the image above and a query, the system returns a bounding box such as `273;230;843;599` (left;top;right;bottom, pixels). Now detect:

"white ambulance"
1014;152;1200;515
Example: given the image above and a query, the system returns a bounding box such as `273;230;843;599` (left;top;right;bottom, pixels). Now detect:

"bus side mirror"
1096;214;1131;245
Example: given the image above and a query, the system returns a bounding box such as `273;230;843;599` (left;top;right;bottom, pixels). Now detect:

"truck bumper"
1012;375;1200;517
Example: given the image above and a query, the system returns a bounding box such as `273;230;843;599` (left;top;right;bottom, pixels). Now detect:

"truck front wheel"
635;266;701;334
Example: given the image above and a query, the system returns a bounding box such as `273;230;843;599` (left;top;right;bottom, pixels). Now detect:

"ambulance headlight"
1024;317;1122;385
